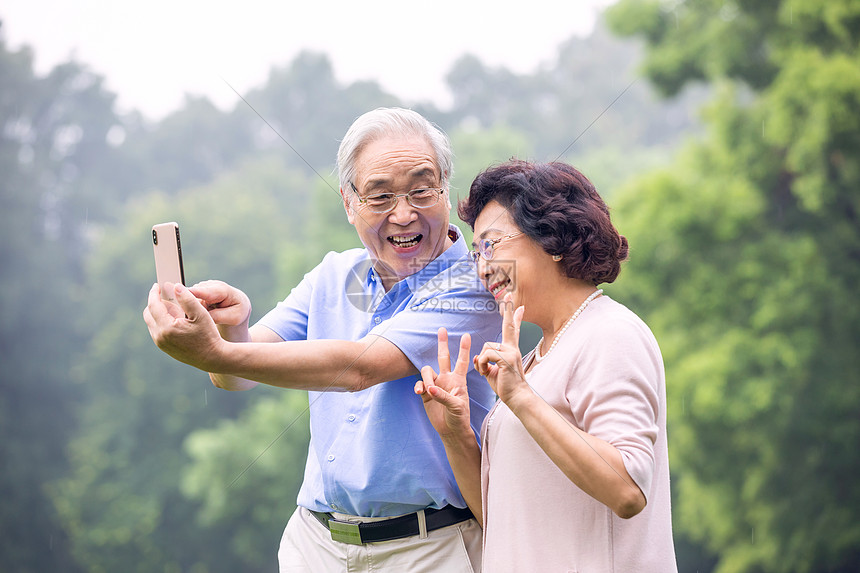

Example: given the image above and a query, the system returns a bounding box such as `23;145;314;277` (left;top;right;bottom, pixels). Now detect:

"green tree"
52;159;315;572
181;391;310;570
117;95;255;196
448;125;535;223
245;51;400;174
111;51;400;202
606;1;860;571
0;36;125;572
1;17;741;572
442;19;708;162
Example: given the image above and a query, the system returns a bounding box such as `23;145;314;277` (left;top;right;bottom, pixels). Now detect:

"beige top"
480;296;677;572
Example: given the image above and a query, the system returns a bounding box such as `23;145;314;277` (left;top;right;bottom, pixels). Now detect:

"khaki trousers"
278;506;482;572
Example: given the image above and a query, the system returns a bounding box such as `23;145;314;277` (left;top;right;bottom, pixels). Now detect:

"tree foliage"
0;13;761;571
50;159;317;572
243;51;401;174
181;391;310;570
607;1;860;571
442;20;708;160
0;38;124;572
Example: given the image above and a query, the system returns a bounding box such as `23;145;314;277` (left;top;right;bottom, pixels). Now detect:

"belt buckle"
328;518;363;545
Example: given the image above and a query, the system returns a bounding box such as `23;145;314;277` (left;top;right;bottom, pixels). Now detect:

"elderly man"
144;107;501;572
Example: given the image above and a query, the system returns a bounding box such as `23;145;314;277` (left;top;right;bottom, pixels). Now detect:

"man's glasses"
469;232;524;263
350;183;445;214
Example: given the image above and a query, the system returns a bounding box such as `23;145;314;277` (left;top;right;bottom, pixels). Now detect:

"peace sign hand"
474;293;528;406
415;328;476;444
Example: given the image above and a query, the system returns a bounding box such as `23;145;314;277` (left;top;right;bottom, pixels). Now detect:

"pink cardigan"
480;296;677;572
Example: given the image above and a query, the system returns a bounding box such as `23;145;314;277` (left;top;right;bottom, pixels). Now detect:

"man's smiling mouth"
388;234;423;248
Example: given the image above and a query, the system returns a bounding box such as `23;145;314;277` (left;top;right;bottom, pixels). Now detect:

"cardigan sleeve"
565;311;665;501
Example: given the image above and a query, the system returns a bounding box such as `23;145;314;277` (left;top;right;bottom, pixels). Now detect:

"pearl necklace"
533;289;603;363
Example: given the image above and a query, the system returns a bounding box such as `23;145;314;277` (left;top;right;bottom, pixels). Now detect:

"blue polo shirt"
257;225;502;517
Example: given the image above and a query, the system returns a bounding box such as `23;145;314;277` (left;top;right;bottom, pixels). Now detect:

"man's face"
344;134;452;289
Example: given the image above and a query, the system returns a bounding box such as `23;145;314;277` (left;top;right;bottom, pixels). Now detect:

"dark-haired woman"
416;160;677;572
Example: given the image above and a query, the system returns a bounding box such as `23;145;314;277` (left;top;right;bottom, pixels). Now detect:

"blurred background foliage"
1;2;857;571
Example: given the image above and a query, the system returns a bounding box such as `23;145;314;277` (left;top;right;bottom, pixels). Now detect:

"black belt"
308;505;474;545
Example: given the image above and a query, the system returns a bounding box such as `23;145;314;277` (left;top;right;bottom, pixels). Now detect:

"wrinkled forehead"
354;134;441;189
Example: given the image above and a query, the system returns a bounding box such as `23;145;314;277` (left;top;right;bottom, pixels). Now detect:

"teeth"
389;234;421;248
491;280;510;295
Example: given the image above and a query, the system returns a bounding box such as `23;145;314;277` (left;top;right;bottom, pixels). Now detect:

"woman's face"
472;200;557;312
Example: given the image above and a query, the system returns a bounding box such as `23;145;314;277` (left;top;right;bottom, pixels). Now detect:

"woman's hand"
415;328;475;444
415;328;485;527
474;293;529;407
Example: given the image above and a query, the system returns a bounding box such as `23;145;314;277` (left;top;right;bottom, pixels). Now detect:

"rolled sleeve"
370;290;501;373
370;262;502;433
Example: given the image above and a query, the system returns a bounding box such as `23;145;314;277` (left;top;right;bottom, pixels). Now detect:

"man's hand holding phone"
152;222;185;300
188;280;253;343
144;281;225;371
146;222;258;377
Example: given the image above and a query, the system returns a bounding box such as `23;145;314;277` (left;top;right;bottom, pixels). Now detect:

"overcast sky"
1;0;613;121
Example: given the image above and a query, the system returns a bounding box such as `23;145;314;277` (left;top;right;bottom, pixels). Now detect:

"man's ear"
341;188;356;225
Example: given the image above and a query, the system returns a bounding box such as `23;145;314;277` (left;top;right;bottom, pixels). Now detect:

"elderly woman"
416;160;677;572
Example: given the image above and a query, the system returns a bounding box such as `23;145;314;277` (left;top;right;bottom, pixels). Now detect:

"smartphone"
152;222;185;300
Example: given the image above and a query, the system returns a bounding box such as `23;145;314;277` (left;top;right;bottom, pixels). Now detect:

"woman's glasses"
469;232;523;263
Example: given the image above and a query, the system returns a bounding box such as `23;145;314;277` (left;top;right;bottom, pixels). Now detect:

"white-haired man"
144;108;501;571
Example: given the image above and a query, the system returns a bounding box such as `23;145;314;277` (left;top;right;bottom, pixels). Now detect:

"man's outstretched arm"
143;282;416;392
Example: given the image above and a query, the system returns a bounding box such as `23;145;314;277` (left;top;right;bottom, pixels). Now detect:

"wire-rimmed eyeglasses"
350;183;445;214
469;232;524;263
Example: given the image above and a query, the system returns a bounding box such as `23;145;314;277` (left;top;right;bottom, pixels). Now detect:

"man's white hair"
337;107;454;196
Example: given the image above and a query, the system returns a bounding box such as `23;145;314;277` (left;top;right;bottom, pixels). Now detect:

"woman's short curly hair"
459;159;629;285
